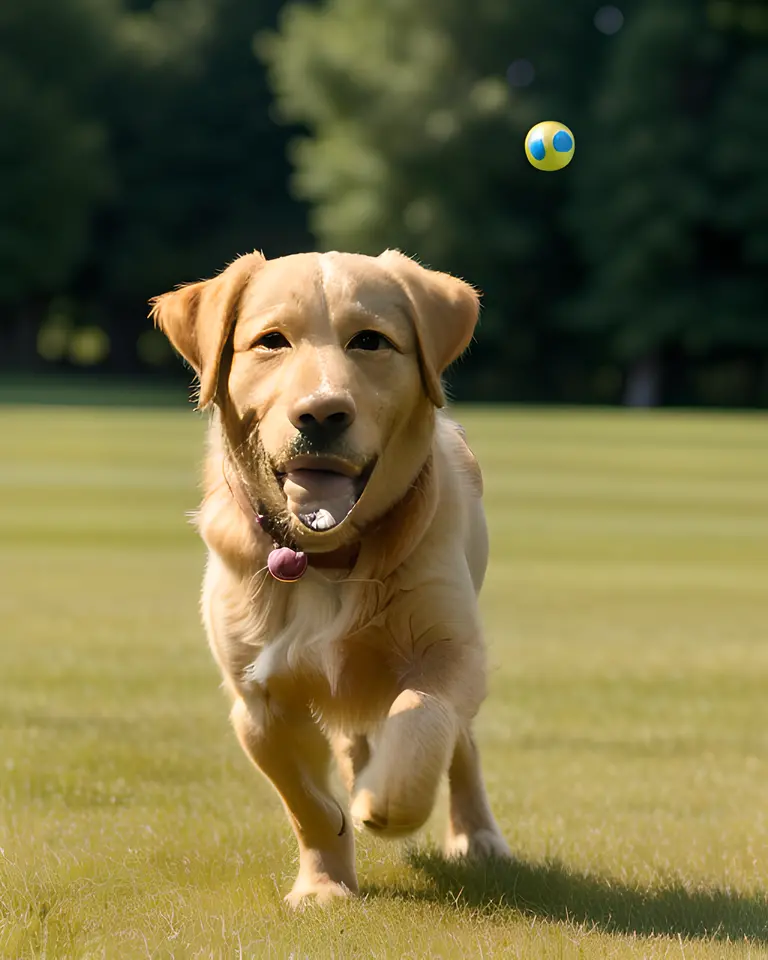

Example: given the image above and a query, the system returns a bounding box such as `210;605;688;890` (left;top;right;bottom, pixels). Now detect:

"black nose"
295;411;352;447
289;393;356;444
297;409;353;431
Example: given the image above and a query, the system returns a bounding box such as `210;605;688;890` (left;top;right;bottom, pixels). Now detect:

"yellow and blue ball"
525;121;575;171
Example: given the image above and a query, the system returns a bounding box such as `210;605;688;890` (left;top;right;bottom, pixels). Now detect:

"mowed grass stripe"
1;404;767;959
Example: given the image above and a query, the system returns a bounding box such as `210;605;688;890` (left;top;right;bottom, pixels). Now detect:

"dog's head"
151;249;479;551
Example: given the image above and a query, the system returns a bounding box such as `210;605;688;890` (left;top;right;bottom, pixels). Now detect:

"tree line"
0;0;766;406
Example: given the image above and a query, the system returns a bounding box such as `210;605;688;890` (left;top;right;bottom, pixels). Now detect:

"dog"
151;248;510;906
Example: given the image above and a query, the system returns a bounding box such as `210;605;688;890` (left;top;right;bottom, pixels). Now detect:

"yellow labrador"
151;248;510;906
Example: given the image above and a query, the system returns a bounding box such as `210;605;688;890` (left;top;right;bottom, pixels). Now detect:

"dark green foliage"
564;0;768;402
97;0;311;302
260;0;610;400
262;0;768;405
0;0;115;302
83;0;314;372
0;0;311;372
0;0;766;404
708;48;768;350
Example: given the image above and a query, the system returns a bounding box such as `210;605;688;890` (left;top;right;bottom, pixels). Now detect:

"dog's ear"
378;249;480;407
150;251;266;410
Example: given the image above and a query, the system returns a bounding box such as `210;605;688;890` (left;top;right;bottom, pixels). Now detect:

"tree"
564;0;768;406
83;0;314;374
706;46;768;402
259;0;609;401
0;0;116;366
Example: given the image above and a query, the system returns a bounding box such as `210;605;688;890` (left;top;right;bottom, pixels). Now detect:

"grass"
1;400;767;958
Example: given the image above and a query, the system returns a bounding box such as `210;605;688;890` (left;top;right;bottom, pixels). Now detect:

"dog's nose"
289;392;356;438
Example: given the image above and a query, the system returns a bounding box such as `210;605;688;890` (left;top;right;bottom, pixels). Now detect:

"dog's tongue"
282;470;357;531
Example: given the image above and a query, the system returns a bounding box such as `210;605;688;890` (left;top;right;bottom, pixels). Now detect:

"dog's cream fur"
152;248;510;906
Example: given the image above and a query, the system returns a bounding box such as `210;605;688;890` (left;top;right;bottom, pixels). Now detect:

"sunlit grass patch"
1;404;767;958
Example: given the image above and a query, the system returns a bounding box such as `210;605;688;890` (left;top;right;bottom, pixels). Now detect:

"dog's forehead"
242;252;409;318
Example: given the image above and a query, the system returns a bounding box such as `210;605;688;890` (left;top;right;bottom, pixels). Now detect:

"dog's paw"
350;786;429;839
284;876;355;910
445;827;512;861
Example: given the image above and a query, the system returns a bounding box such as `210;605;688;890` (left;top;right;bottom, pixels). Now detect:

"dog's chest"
242;573;374;676
240;574;404;726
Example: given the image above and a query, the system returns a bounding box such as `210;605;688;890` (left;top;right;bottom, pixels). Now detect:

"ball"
525;121;575;171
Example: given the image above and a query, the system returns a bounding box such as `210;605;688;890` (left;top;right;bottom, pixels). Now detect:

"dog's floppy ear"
149;251;266;410
378;249;480;407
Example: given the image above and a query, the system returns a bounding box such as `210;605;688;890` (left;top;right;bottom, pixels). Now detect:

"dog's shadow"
363;849;768;943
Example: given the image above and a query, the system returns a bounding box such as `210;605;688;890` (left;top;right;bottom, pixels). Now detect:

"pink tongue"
282;470;356;528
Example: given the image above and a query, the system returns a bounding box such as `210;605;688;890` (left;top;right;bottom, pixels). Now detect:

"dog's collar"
223;460;360;580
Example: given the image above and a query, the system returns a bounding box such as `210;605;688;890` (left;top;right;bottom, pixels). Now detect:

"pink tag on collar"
267;546;308;582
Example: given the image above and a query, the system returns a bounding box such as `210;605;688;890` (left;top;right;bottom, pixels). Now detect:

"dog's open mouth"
276;456;375;533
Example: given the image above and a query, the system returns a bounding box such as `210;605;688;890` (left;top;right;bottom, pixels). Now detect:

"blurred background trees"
0;0;766;406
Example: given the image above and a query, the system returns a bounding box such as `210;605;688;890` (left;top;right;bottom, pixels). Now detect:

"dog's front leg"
349;684;458;839
230;696;357;908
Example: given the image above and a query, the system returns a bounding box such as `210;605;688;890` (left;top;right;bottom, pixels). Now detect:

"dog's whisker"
246;565;271;593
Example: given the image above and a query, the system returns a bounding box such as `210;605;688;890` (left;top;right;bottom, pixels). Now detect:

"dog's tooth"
312;509;336;530
298;508;337;531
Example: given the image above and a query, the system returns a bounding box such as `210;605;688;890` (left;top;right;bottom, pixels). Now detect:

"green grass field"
1;401;768;958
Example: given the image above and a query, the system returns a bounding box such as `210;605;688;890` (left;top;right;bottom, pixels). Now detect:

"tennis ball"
525;121;575;171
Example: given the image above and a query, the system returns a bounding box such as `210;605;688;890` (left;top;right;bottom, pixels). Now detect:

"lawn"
1;400;767;958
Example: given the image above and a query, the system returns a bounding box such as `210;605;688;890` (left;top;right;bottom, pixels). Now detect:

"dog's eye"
254;331;290;350
347;330;392;352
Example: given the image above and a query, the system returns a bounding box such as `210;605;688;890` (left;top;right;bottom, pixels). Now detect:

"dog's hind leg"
230;696;357;907
444;724;511;860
